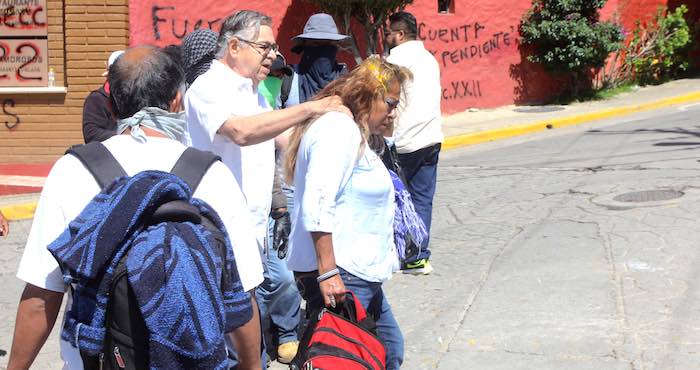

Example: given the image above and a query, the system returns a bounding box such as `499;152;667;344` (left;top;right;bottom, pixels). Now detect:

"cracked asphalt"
3;103;700;369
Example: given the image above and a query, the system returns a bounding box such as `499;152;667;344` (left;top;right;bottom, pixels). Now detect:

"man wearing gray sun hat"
284;13;351;107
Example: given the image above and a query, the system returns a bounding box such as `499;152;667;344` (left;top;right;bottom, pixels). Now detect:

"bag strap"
66;142;127;189
279;71;294;109
344;291;367;322
170;147;221;193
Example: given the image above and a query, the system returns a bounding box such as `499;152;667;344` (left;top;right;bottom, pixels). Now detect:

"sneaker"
277;340;299;364
402;259;433;275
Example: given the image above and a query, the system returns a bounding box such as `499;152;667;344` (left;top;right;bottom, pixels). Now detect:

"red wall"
129;0;698;114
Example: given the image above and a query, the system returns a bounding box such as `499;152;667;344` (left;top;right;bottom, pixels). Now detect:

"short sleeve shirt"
16;135;264;370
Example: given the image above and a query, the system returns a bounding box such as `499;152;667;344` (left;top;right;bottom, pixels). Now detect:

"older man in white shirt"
184;10;349;365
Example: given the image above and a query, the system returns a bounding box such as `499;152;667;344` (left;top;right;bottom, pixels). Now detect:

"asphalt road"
387;102;700;369
2;103;700;369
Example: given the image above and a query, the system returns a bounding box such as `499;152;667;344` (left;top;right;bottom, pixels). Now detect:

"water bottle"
47;67;55;87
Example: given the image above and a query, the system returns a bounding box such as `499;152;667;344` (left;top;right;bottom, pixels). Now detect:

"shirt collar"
211;60;254;92
389;40;424;57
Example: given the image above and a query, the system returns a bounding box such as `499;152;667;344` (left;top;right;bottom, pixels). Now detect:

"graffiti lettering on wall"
442;80;482;100
0;4;46;28
152;5;221;40
419;21;518;102
0;0;47;37
420;22;517;68
2;99;20;129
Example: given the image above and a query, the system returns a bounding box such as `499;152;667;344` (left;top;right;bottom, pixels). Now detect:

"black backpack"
279;71;294;109
66;142;226;370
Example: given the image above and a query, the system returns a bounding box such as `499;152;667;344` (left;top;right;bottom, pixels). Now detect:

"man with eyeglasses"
385;11;444;276
184;10;349;368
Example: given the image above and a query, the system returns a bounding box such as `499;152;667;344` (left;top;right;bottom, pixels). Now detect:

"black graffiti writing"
152;5;221;41
418;21;485;43
14;42;41;81
3;99;20;129
0;5;45;28
442;80;482;100
0;41;8;80
438;29;514;68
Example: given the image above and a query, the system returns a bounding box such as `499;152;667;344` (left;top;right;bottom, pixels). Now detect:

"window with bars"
438;0;454;13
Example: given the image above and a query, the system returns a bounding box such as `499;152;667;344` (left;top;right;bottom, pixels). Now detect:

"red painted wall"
129;0;698;114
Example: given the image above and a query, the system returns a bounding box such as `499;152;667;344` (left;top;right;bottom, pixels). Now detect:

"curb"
3;90;700;221
443;91;700;150
1;202;38;221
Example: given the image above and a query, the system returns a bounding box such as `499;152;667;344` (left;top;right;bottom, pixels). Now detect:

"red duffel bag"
293;291;386;370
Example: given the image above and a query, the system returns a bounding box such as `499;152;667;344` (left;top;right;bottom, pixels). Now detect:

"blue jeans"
296;269;404;370
255;215;301;346
397;143;441;262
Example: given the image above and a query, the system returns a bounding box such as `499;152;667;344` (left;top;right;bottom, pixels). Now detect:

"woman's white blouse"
286;112;398;282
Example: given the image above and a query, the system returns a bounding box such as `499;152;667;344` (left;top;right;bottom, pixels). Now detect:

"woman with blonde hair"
285;56;411;369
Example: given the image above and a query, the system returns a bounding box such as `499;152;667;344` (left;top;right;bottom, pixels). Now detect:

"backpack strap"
279;71;294;109
170;147;221;193
66;142;127;189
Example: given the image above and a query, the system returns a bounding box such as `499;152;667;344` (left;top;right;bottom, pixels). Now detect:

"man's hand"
0;211;9;237
309;96;353;119
271;209;291;258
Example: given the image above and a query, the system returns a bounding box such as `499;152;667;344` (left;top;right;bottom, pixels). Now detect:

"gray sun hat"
292;13;350;42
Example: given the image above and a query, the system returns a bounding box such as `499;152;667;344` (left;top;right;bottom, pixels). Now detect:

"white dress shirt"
185;60;275;255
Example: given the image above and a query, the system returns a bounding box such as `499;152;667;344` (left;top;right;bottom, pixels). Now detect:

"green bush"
520;0;624;95
626;5;691;85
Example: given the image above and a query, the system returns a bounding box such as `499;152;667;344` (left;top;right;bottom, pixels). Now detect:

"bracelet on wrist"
316;268;340;283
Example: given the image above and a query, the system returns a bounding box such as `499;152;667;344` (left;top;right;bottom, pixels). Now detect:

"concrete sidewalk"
2;77;700;220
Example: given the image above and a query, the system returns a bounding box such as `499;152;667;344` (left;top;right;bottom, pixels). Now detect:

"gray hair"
216;10;273;59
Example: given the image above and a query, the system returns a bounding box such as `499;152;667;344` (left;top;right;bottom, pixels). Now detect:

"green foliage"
626;5;691;85
306;0;413;63
520;0;624;94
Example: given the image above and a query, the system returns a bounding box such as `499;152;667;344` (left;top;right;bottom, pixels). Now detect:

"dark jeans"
296;269;404;370
397;143;441;262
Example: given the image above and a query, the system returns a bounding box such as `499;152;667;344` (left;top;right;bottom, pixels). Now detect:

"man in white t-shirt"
185;10;350;363
8;46;264;370
386;11;444;275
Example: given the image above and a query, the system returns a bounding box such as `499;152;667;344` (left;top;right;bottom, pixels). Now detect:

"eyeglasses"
236;37;279;55
385;97;400;111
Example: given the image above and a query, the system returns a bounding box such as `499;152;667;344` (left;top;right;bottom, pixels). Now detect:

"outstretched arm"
218;96;350;146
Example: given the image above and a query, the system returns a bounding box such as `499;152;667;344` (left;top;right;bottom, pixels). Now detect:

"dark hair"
389;11;418;39
163;44;183;68
108;46;185;119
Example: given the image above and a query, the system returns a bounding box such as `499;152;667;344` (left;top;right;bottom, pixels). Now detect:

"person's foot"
402;258;433;275
277;340;299;364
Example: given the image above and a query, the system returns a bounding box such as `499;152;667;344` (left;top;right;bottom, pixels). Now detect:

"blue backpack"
50;142;252;370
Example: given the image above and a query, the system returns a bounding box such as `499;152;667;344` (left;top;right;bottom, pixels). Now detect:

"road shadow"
587;125;700;148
